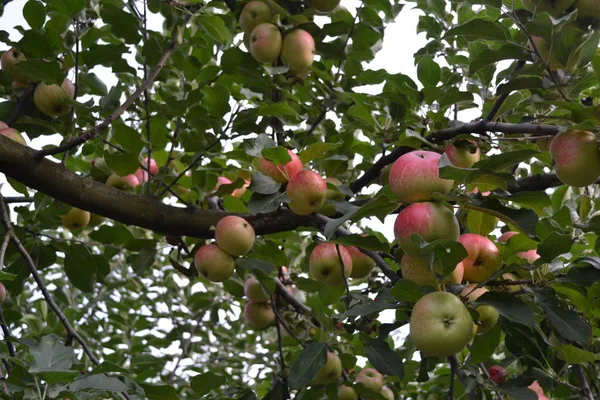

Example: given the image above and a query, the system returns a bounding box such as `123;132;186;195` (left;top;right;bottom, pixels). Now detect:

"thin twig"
0;308;14;359
272;303;306;349
484;60;526;122
273;296;286;370
0;235;9;271
2;197;33;203
335;244;351;307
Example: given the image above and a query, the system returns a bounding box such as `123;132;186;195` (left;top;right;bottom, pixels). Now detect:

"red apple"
256;149;303;183
194;244;235;282
549;130;600;187
458;234;502;282
309;243;352;285
286;170;327;215
444;140;481;168
106;173;140;191
338;385;358;400
135;158;159;183
1;48;27;84
528;381;549;400
280;29;315;74
214;176;248;198
346;245;376;279
215;216;255;256
249;23;282;64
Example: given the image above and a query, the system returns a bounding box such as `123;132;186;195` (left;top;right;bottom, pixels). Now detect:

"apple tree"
0;0;599;398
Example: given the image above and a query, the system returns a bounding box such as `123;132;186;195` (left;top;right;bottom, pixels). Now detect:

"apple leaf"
390;279;424;302
366;339;404;377
330;234;390;253
16;59;64;85
68;374;128;392
249;172;281;195
559;344;597;364
537;232;573;262
288;343;328;390
261;147;292;165
190;372;227;397
470;324;501;363
477;292;535;328
247;192;287;215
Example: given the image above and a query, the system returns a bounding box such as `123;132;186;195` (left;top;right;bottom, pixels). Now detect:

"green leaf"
418;239;468;279
498;233;538;260
190;371;227;397
249;173;281;195
330;234;389;253
445;19;507;40
245;134;276;158
198;14;233;44
38;370;79;384
559;344;596;364
299;142;341;164
347;104;376;126
236;258;275;275
0;271;17;281
496;76;544;95
46;0;85;17
390;279;423;302
537;232;573;262
417;56;441;87
29;334;76;373
258;102;299;118
467;209;497;236
90;225;134;245
261;147;292;165
470;323;501;363
540;303;591;345
69;374;128;392
139;384;179;400
113;123;144;154
23;0;45;30
100;4;141;44
477;292;535;328
469;44;532;75
16;59;64;85
473;150;538;171
247;192;287;215
64;246;97;293
80;73;108;96
365;339;404;378
130;248;157;275
104;151;140;176
288;342;328;390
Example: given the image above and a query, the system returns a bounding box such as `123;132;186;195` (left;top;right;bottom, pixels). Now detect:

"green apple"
522;0;575;16
244;301;274;329
62;207;91;230
309;243;353;285
194;244;235;282
215;216;255;256
346;245;376;279
576;0;600;20
339;385;358;400
34;78;76;117
355;368;384;392
461;284;499;335
239;1;272;35
400;254;463;288
549;130;600;187
287;170;327;215
308;0;341;12
0;127;26;146
0;48;27;84
458;233;502;282
106;173;140;191
249;23;282;64
280;29;315;74
244;275;270;302
256;148;303;183
444;140;481;168
314;351;342;385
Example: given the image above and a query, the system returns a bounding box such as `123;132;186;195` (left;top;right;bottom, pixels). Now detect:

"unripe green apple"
0;283;7;304
355;368;384;393
287;170;327;215
239;1;272;35
400;254;463;288
215;216;255;256
409;291;474;357
1;48;27;84
34;78;76;117
522;0;575;16
244;275;270;302
62;207;91;230
87;214;106;227
309;243;353;285
532;36;581;71
458;233;502;282
461;284;499;335
256;148;303;183
280;29;315;74
249;23;282;64
444;140;481;168
394;202;460;256
549;130;600;187
339;385;358;400
308;0;341;12
194;244;235;282
314;352;342;385
389;150;453;203
244;301;275;329
106;173;140;191
381;386;395;400
346;245;376;279
576;0;600;19
0;127;27;146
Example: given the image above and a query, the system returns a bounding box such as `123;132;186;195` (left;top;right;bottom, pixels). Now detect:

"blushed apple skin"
0;127;26;146
62;207;91;230
338;385;358;400
0;283;6;304
106;173;140;191
256;149;303;183
194;244;235;282
576;0;600;20
400;254;463;288
214;176;248;198
522;0;575;16
458;233;502;282
135;158;159;183
249;23;282;64
381;386;395;400
34;78;76;117
355;368;384;393
287;170;327;215
394;202;460;256
498;231;540;264
549;130;600;187
313;352;342;385
239;1;272;35
461;284;499;334
528;381;550;400
1;48;27;84
309;243;352;285
346;245;376;278
444;141;481;168
389;150;453;203
281;29;315;74
215;215;255;256
244;275;270;302
244;301;275;329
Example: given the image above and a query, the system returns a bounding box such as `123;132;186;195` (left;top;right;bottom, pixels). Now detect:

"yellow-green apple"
308;0;341;12
286;170;327;215
309;243;353;285
135;158;159;183
320;177;345;216
1;48;27;84
281;29;315;74
461;284;499;334
239;1;272;34
106;173;140;191
400;254;463;288
87;214;106;227
244;301;274;329
528;381;549;400
215;216;255;256
444;140;481;168
488;366;507;384
62;207;91;230
394;202;460;255
409;291;474;357
458;233;502;282
532;36;581;71
0;127;26;145
549;130;600;187
339;385;358;400
389;150;453;203
497;231;540;264
244;275;270;302
535;138;550;152
355;368;383;392
256;148;303;183
522;0;575;16
576;0;600;19
346;245;376;278
34;78;75;117
0;283;6;304
314;352;342;385
249;23;282;64
194;244;235;282
381;387;395;400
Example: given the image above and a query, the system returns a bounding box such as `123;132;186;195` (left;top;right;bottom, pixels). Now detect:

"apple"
409;291;474;357
286;170;327;215
256;148;303;183
135;158;159;183
528;381;549;400
461;284;499;334
535;138;550;152
320;177;345;216
532;36;581;71
0;121;7;130
215;216;255;256
308;0;341;12
62;207;91;230
522;0;575;16
34;78;76;117
497;231;540;264
1;48;27;84
576;0;600;20
381;386;395;400
244;275;270;302
106;173;140;191
280;29;315;74
87;214;106;227
214;176;248;198
488;365;507;384
444;140;481;168
494;273;521;293
355;368;384;393
401;254;463;288
338;385;358;400
0;283;7;304
0;127;26;146
249;23;282;64
549;130;600;187
239;1;272;35
389;150;453;203
194;244;235;282
244;301;275;329
458;234;502;282
346;245;376;279
309;243;353;285
394;202;460;255
314;351;342;385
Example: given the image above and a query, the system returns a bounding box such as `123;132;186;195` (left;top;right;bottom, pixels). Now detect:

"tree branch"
5;84;35;127
576;365;594;400
484;60;526;122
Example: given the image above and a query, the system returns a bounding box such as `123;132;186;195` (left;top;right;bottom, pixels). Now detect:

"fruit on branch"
528;381;549;400
394;202;460;256
346;245;376;278
488;365;507;384
0;48;27;85
409;291;474;357
389;151;453;203
215;216;255;256
214;176;248;198
381;386;395;400
522;0;575;16
444;140;481;168
194;244;235;282
497;231;540;264
309;243;352;285
494;273;521;293
549;130;600;187
281;29;316;74
308;0;341;12
106;173;140;191
458;234;502;282
256;148;303;183
400;254;463;288
62;207;91;230
576;0;600;20
244;275;270;302
338;385;358;400
135;158;159;183
34;78;75;117
249;23;283;64
286;170;327;215
87;214;106;227
355;368;384;392
314;351;342;385
0;127;27;146
460;284;499;334
531;36;581;71
244;301;275;329
320;177;345;216
239;0;272;35
0;283;7;304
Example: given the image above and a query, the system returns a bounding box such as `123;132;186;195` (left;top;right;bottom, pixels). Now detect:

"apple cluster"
242;275;275;329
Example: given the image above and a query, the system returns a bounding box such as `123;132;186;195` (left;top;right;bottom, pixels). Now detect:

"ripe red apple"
346;245;376;279
409;291;474;357
286;170;327;215
488;365;507;384
215;216;255;256
497;231;540;264
549;130;600;187
106;173;140;191
280;29;315;74
0;283;7;304
320;177;345;216
309;243;352;285
381;386;395;400
338;385;358;400
244;275;270;302
135;158;159;183
308;0;341;12
249;23;282;64
34;78;76;117
0;127;26;146
528;381;549;400
355;368;384;392
62;207;91;230
458;234;502;282
244;301;274;329
522;0;575;16
256;148;303;183
313;351;342;385
461;284;499;334
532;36;581;71
400;254;463;288
576;0;600;19
389;150;453;203
394;202;460;255
444;140;481;168
194;244;235;282
1;48;27;84
239;0;272;35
